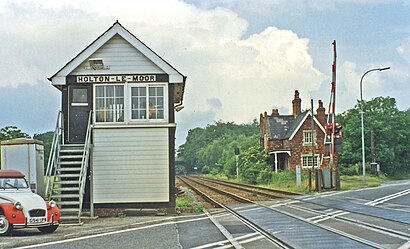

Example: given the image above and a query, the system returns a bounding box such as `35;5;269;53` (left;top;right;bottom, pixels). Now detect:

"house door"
68;85;92;143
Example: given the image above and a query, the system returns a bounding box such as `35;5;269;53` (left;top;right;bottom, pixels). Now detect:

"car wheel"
0;215;12;236
38;224;59;234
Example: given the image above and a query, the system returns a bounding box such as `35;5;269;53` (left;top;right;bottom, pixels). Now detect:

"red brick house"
259;90;333;172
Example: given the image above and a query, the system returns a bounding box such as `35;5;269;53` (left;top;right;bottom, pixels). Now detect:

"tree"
177;121;274;183
239;143;271;184
33;131;54;166
338;97;410;175
177;121;259;174
0;126;30;141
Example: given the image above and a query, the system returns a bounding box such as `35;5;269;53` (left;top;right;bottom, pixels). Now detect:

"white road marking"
398;241;410;249
365;188;410;206
203;209;244;249
16;215;213;249
307;210;349;223
312;211;350;223
269;200;300;207
192;232;261;249
214;235;265;249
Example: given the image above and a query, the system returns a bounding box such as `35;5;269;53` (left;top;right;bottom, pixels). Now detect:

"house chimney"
316;99;326;125
292;90;301;117
271;108;279;116
263;111;268;132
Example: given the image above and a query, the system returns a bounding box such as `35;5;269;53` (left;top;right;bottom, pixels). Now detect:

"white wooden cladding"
92;127;170;203
71;34;165;76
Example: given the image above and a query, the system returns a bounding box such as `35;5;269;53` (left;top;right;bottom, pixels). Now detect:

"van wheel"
38;225;59;234
0;215;12;236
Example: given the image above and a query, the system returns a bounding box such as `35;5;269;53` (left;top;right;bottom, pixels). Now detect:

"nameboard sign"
76;75;157;83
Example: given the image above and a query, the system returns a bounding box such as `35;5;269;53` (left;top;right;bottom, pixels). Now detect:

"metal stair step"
53;187;80;192
56;174;80;178
59;161;82;165
59;155;83;159
54;180;80;185
57;201;80;205
60;150;84;154
60;144;84;151
59;208;80;213
57;167;81;172
52;194;80;199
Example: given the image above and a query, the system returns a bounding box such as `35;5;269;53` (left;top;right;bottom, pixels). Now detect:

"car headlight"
49;200;57;208
14;201;23;210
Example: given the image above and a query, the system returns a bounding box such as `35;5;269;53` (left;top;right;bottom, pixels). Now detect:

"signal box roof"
0;170;25;178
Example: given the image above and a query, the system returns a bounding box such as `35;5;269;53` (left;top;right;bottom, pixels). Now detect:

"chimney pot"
316;99;326;125
292;90;302;117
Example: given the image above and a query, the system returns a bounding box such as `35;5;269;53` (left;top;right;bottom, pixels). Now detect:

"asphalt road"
2;179;409;249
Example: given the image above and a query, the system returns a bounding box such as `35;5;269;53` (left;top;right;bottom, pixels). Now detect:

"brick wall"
288;118;326;170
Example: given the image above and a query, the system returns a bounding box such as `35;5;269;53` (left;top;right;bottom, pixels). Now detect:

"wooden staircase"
51;144;85;223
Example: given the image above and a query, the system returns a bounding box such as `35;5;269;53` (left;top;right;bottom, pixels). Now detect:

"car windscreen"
0;178;29;189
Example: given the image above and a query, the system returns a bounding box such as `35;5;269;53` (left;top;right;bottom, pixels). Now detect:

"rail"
180;176;390;248
45;111;63;200
78;111;93;216
177;176;292;248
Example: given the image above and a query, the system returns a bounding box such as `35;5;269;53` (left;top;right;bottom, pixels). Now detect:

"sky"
0;0;409;147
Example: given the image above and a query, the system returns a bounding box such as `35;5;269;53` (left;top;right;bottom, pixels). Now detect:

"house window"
72;88;88;106
302;155;319;169
303;130;316;145
130;85;165;121
95;85;124;122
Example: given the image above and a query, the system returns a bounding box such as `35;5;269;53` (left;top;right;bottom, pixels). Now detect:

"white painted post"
296;165;301;188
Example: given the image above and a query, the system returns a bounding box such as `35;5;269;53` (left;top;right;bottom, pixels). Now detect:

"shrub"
256;168;273;184
201;165;211;174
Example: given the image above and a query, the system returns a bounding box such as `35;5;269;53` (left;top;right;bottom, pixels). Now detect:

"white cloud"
336;60;399;113
0;0;328;143
190;0;394;15
396;37;410;64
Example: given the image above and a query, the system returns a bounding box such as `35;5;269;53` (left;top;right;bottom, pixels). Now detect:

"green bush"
340;164;357;176
242;166;260;184
175;165;187;175
271;170;296;185
256;168;273;184
176;196;193;208
193;203;204;213
201;165;211;174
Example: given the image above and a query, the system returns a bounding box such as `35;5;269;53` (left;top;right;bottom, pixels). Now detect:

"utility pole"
371;129;375;163
311;99;318;191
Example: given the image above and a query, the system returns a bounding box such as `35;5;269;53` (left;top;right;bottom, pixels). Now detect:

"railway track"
177;175;292;248
178;175;410;248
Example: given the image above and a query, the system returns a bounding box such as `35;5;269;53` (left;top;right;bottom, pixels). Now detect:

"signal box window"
131;85;165;120
95;85;124;122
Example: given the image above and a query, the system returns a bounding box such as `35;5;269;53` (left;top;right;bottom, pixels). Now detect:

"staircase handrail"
45;111;63;200
78;111;93;217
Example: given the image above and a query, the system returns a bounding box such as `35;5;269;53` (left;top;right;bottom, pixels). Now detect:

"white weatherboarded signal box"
0;139;45;197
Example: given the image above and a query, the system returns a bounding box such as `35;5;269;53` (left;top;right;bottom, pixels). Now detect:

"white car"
0;170;60;236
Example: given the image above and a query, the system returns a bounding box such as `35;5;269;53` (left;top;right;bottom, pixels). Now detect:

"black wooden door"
68;85;92;143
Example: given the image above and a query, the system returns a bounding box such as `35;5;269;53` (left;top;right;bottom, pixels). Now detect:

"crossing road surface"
2;179;409;249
